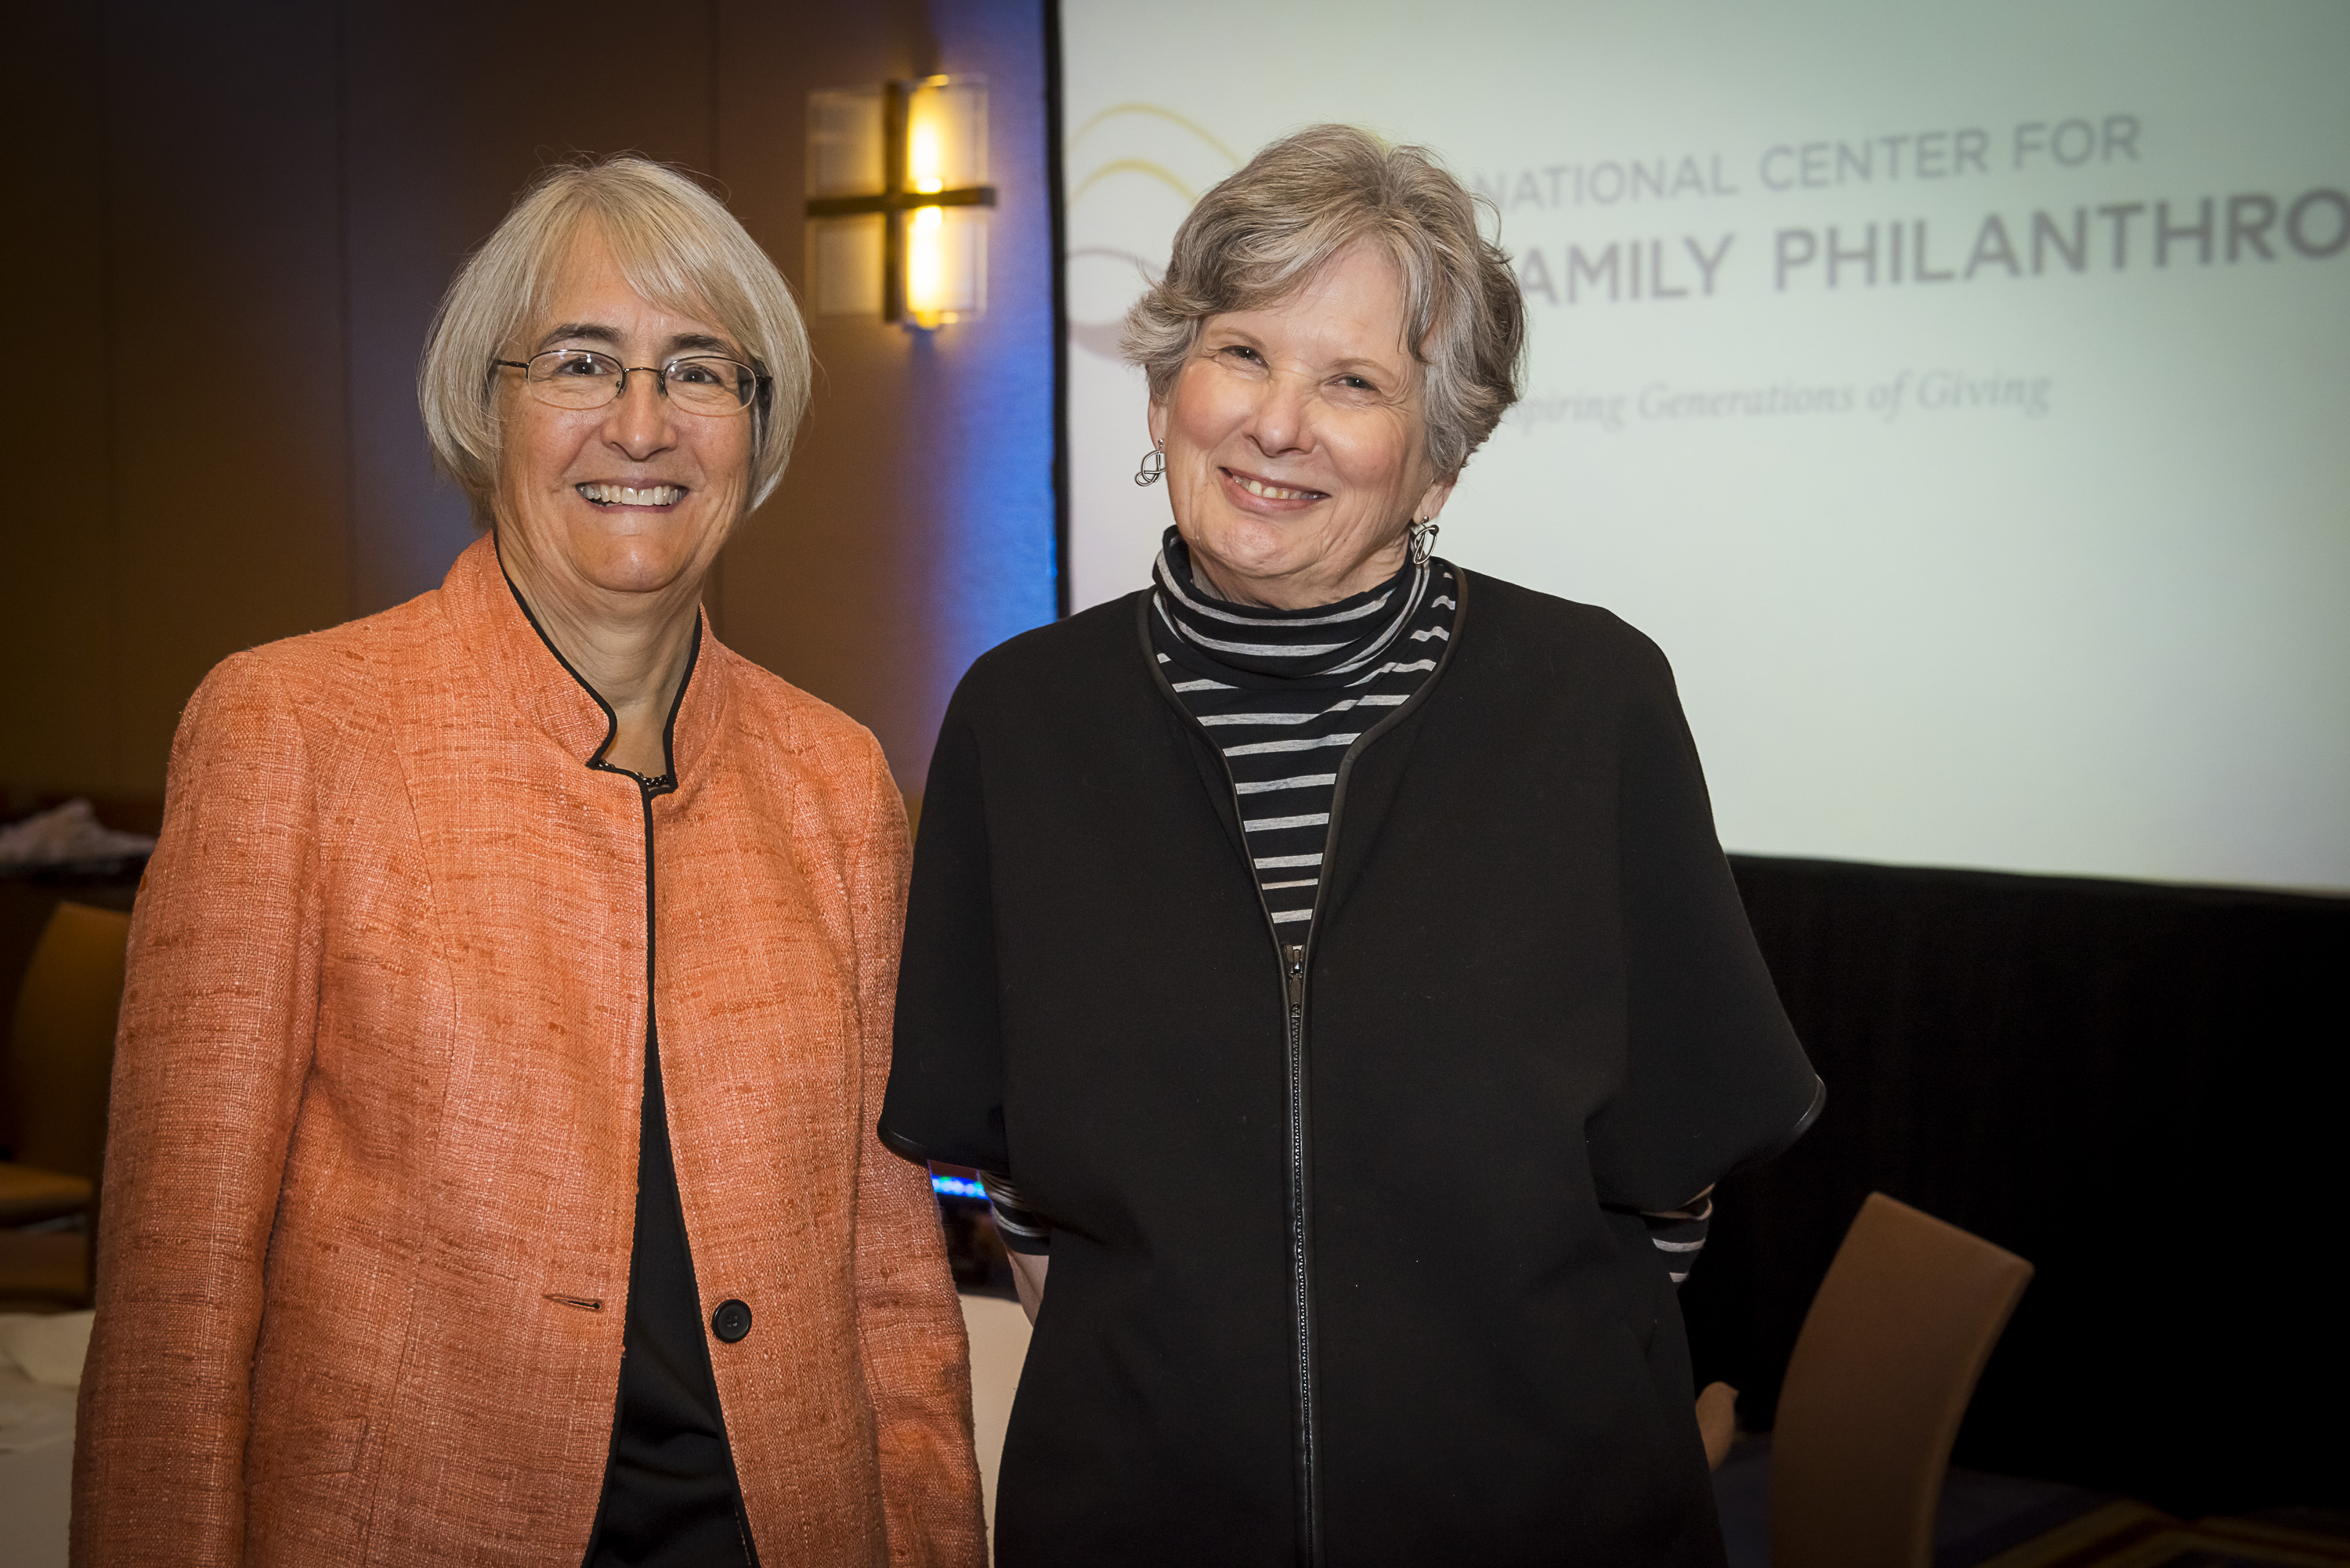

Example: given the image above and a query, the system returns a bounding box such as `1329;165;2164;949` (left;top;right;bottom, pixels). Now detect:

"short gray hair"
419;156;812;523
1123;125;1524;479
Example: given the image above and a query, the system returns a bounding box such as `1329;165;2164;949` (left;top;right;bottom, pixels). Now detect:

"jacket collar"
438;534;728;784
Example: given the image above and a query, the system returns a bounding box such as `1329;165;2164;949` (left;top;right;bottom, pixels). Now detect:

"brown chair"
0;902;132;1307
0;1227;95;1310
1770;1192;2035;1568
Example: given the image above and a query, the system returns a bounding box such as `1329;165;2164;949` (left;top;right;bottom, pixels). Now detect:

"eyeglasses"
492;349;769;417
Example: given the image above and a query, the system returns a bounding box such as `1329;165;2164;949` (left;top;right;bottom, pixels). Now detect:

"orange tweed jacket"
73;538;985;1567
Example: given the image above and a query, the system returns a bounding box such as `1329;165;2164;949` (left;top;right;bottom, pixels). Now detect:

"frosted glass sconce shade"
805;75;992;329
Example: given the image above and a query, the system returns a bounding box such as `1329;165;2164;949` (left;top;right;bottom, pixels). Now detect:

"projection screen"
1056;0;2350;893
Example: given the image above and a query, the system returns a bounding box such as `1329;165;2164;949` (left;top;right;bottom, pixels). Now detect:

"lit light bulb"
908;121;944;195
907;204;945;326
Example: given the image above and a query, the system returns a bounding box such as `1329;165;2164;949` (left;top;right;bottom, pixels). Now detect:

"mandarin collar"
438;534;728;784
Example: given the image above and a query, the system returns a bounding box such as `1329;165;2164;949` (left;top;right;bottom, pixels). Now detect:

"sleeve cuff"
874;1118;939;1168
1721;1074;1827;1184
978;1173;1054;1255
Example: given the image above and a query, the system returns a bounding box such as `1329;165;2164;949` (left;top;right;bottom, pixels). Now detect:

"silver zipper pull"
1285;944;1307;1006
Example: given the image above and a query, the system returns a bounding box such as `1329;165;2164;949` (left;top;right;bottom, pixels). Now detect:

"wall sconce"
806;75;993;330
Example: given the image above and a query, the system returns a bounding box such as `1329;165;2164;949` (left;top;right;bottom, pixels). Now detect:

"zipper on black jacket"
1282;940;1317;1568
1194;727;1326;1566
1139;574;1471;1568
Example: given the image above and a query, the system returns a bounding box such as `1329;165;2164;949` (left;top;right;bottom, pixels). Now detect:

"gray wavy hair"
418;156;812;524
1123;125;1525;479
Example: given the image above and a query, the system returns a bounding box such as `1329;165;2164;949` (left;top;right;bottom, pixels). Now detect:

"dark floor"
1712;1436;2115;1568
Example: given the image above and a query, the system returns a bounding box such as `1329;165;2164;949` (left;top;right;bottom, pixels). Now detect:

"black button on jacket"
710;1299;753;1343
880;573;1822;1568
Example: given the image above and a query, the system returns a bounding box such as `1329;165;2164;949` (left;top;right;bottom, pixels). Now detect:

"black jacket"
880;571;1821;1567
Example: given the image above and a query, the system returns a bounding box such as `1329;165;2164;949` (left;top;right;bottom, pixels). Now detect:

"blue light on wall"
914;0;1065;711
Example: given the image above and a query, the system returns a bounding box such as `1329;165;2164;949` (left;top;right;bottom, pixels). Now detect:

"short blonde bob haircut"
1123;125;1525;480
419;156;812;522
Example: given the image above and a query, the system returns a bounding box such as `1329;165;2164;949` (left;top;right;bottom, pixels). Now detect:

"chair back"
1770;1191;2034;1568
7;901;132;1181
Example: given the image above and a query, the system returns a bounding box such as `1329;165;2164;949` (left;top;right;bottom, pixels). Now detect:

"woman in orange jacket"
72;157;985;1568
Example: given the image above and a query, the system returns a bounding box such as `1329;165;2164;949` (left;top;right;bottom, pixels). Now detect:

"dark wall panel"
2;0;118;793
104;0;354;788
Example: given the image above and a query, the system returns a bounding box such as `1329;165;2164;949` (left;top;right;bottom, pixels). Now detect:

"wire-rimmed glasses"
492;349;769;416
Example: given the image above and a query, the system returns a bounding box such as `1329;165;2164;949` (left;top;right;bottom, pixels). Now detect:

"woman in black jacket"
880;124;1822;1568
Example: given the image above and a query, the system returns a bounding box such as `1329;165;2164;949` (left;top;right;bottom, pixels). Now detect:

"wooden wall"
2;0;1058;801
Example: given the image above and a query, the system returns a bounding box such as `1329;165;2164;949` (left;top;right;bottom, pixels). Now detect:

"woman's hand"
1009;1252;1050;1324
1697;1381;1739;1469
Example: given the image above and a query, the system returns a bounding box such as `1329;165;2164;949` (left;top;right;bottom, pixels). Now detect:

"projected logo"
1064;104;1235;360
1476;111;2348;436
1484;117;2348;309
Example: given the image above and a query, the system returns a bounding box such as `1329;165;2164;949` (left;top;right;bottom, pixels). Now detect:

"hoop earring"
1408;518;1441;566
1133;443;1166;487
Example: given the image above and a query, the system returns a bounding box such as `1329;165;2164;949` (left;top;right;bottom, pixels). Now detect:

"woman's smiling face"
494;223;754;605
1148;240;1455;609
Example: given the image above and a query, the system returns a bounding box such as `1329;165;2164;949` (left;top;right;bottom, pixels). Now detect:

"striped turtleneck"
1149;526;1455;941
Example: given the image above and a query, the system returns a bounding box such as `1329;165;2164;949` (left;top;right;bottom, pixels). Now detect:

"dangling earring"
1408;518;1441;565
1133;442;1166;487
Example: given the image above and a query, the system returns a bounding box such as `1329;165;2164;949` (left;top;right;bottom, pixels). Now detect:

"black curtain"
1680;854;2348;1517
